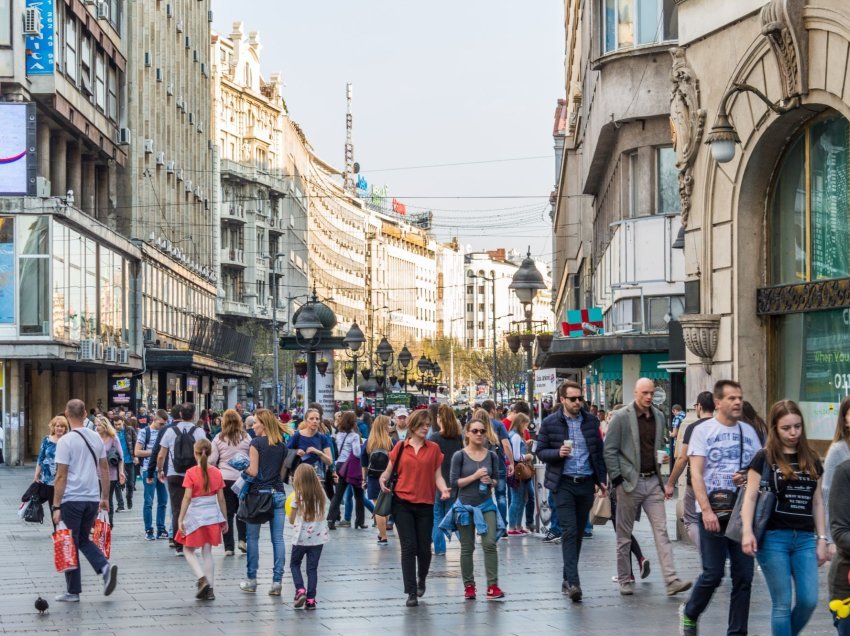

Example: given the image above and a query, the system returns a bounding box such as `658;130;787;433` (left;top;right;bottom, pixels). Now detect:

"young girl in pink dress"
177;438;227;600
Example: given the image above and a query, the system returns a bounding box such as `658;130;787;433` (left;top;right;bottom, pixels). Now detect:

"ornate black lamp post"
509;249;546;403
343;322;366;407
375;337;395;406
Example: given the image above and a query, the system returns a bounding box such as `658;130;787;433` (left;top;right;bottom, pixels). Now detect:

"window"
0;0;11;46
603;0;678;53
64;16;77;82
17;216;50;335
771;114;850;284
478;303;485;312
79;35;92;96
94;53;106;111
466;285;473;295
0;217;14;325
628;152;639;217
656;146;680;214
107;65;118;122
466;303;473;312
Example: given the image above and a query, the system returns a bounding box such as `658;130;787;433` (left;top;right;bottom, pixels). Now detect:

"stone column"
81;158;96;216
49;132;67;196
95;165;109;224
67;142;82;206
37;119;50;180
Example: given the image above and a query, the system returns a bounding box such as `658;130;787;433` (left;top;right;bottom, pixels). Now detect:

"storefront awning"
145;349;253;379
640;353;670;380
536;334;669;370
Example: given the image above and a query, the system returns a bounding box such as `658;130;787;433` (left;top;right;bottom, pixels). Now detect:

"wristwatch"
817;534;830;542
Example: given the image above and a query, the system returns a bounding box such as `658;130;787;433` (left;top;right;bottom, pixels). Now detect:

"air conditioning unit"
176;168;183;181
194;185;202;198
197;122;204;133
116;349;129;364
155;151;165;165
185;180;192;193
79;339;98;361
166;82;173;96
96;0;109;20
104;346;117;363
176;19;183;33
143;328;157;343
175;96;183;109
144;139;154;154
95;343;104;359
166;161;175;174
23;7;42;36
117;128;131;145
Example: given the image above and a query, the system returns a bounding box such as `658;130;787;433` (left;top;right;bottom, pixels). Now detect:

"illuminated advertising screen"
0;103;36;196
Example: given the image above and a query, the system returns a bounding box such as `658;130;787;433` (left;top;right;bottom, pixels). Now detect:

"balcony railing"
220;247;245;266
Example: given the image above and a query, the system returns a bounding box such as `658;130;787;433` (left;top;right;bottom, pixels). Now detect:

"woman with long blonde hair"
210;408;251;555
288;464;330;609
364;415;395;544
240;408;291;595
95;415;125;524
431;404;464;554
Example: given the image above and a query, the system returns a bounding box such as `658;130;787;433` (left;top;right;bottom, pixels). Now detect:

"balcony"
223;205;246;224
220;159;286;192
256;254;270;270
220;247;245;267
246;125;273;145
267;216;284;234
221;299;250;316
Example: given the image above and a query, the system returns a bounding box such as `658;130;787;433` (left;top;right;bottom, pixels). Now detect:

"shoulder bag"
706;424;744;523
237;464;275;524
725;457;777;544
374;443;406;517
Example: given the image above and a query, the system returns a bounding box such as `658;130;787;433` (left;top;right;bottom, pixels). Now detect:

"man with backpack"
136;409;169;541
155;403;206;555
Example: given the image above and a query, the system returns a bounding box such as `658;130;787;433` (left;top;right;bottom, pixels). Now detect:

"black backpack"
172;425;198;473
367;448;390;477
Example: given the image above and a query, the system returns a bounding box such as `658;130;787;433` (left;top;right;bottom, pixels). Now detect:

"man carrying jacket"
537;380;607;602
604;378;692;597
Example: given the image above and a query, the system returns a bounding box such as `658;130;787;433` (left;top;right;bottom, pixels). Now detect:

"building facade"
675;0;850;448
437;239;466;342
544;0;686;410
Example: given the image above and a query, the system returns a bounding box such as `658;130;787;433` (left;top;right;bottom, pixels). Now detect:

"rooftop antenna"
343;82;356;194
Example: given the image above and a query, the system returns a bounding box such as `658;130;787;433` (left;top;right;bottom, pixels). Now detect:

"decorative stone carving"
760;0;808;100
678;314;721;374
669;48;706;230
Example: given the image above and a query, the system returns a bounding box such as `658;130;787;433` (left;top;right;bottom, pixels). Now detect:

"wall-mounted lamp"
706;83;797;163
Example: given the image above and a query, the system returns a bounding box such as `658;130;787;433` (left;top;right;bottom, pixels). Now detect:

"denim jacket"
438;498;505;540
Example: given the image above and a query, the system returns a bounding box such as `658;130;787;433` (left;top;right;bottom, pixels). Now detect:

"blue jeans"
432;493;455;554
61;500;108;595
508;481;528;528
143;477;168;533
495;476;508;526
757;529;818;636
548;491;561;534
684;514;754;635
290;544;323;599
246;491;287;582
833;610;850;635
344;484;374;520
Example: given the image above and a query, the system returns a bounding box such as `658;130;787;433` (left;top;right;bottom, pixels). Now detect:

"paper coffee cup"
656;450;667;464
563;439;573;450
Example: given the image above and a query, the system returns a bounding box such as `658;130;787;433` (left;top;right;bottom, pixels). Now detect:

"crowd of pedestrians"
29;386;850;635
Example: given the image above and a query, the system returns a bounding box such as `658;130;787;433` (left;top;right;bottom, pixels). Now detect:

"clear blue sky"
213;1;565;266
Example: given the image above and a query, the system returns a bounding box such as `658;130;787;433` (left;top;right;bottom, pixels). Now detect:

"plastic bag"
92;510;112;559
53;522;79;573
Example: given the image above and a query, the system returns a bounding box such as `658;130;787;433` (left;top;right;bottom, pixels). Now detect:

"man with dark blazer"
537;380;607;602
604;378;692;597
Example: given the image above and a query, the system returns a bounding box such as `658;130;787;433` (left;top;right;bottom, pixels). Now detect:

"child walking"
177;438;227;600
288;463;329;609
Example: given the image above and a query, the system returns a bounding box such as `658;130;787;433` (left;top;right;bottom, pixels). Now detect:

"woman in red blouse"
380;410;450;607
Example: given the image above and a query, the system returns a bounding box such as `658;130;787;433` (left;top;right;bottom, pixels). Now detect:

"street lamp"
398;344;413;390
271;252;286;410
292;288;335;405
509;248;546;403
343;322;366;408
374;336;395;406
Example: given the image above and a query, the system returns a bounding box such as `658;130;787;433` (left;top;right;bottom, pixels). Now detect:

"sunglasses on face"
469;428;486;434
564;396;583;402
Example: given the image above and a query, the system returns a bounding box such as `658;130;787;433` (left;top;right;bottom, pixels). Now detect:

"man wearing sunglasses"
537;380;607;602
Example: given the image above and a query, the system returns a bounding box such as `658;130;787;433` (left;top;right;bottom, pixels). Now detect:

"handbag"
237;491;275;524
280;447;301;484
337;434;363;487
725;459;778;544
514;460;534;482
106;445;122;467
23;495;44;524
589;493;612;525
374;443;406;517
708;424;744;523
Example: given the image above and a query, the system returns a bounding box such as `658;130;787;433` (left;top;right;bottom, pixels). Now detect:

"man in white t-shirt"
52;399;118;602
156;403;206;555
680;380;762;636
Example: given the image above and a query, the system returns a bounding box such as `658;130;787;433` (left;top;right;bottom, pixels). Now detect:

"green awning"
640;353;669;380
597;355;623;382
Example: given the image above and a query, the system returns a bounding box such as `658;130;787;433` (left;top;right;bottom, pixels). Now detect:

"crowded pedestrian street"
0;465;837;635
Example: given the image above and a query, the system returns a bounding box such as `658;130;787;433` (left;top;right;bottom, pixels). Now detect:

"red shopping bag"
92;510;111;559
53;523;79;573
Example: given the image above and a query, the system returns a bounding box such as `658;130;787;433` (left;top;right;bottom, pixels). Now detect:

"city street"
0;466;838;635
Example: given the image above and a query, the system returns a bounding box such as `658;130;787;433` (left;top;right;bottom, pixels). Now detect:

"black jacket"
537;408;606;491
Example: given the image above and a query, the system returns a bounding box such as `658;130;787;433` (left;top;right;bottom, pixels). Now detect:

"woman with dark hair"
824;395;850;561
380;410;450;606
431;404;464;555
740;400;828;636
327;411;366;530
210;409;251;555
741;401;768;444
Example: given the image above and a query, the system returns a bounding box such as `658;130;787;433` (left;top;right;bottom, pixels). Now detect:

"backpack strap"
72;430;103;495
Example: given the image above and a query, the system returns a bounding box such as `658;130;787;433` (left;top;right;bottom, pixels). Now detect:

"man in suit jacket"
604;378;692;597
537;380;607;603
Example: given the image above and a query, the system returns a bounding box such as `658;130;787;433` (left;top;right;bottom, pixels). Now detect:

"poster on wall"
24;0;55;76
294;351;335;415
109;371;134;409
563;307;605;338
0;103;37;196
0;218;13;323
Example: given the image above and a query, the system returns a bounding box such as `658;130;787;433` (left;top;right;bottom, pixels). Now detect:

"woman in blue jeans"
740;400;829;636
431;404;464;554
240;409;292;596
507;414;533;535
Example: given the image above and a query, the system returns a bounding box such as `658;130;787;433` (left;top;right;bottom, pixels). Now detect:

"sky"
212;1;565;268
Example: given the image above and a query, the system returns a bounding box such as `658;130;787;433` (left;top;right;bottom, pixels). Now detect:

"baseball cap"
395;407;409;417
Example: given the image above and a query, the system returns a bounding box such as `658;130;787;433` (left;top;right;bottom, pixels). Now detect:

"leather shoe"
416;579;426;598
567;584;582;602
619;582;634;596
406;593;418;607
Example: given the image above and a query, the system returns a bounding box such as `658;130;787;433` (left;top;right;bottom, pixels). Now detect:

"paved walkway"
0;466;837;635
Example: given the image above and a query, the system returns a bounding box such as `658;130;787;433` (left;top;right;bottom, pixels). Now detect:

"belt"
639;471;657;477
562;475;591;483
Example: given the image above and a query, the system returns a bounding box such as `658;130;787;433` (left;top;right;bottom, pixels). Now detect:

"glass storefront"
771;112;850;440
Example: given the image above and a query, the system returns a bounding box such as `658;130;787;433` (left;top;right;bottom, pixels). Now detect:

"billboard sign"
0;103;37;196
25;0;55;76
562;307;605;338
